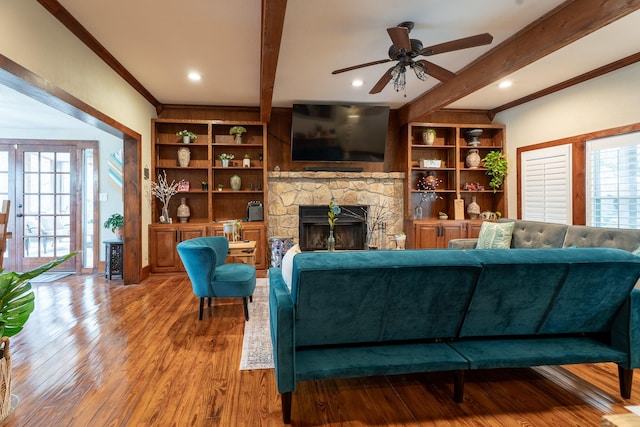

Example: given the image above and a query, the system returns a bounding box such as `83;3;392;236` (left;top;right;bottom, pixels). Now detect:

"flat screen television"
291;103;390;162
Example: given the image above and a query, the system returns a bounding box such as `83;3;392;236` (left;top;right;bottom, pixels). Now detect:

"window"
521;144;572;224
586;132;640;229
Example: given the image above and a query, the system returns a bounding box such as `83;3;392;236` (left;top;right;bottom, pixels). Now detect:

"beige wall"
0;0;157;268
495;62;640;219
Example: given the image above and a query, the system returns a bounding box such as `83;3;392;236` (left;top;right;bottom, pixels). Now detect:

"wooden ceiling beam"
399;0;640;125
260;0;288;123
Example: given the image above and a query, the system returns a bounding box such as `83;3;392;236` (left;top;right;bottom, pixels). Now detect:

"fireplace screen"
298;205;367;251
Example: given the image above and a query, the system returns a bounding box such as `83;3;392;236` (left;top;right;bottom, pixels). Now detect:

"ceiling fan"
331;21;493;95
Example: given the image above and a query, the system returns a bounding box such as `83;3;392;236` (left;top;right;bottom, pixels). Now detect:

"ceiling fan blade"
419;33;493;56
332;59;391;75
387;26;411;52
369;66;396;94
416;60;456;82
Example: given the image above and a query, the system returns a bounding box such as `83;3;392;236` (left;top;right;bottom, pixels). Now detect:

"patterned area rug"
239;277;274;370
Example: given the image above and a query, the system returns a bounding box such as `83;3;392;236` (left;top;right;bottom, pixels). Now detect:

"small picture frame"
177;181;190;192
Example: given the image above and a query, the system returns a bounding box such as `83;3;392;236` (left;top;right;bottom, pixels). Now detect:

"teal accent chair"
177;236;256;321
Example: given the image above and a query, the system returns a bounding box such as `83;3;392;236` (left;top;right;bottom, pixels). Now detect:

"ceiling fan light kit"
332;21;493;95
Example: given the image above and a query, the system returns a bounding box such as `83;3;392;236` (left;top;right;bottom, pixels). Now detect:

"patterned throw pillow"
476;221;515;249
281;244;301;291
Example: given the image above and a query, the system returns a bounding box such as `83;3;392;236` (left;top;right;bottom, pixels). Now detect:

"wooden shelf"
150;119;268;272
404;122;507;249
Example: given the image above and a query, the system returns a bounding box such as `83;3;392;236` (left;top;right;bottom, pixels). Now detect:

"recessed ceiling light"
188;71;201;81
498;80;512;89
352;79;363;87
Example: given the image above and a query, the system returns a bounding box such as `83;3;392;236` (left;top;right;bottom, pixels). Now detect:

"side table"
104;240;124;279
228;240;256;266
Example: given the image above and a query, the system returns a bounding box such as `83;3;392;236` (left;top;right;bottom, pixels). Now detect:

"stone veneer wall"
267;171;405;245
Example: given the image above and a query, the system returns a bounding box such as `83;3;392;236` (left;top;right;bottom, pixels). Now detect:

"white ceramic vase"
176;197;190;223
467;196;480;219
177;147;190;167
230;174;241;191
466;149;481;168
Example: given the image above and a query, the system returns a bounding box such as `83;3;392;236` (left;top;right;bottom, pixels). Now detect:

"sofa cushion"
538;248;640;334
564;225;640;252
476;221;514;249
281;244;301;291
290;250;482;346
500;219;568;248
462;249;571;337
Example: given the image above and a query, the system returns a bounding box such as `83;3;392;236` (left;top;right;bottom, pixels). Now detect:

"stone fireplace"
298;205;367;251
267;171;405;249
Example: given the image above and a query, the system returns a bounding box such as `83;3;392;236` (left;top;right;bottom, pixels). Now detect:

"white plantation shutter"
586;132;640;229
521;144;572;224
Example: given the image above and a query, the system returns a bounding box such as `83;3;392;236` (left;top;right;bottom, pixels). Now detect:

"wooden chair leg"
619;366;633;399
454;370;465;403
242;297;250;321
207;297;212;307
281;392;292;424
199;297;204;320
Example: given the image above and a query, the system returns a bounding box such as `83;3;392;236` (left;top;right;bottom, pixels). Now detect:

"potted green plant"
176;130;197;143
438;211;449;220
0;252;77;421
103;213;124;240
219;153;234;167
482;151;508;193
217;183;224;192
229;126;247;144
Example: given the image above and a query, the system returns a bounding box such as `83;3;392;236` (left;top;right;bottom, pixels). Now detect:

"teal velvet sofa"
269;247;640;423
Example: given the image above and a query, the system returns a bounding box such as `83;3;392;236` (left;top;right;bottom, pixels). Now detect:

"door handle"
16;213;23;217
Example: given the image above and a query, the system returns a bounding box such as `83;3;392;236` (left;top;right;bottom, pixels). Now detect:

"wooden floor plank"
4;273;640;426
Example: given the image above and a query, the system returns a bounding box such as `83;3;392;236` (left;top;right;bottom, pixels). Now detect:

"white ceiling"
2;0;640;130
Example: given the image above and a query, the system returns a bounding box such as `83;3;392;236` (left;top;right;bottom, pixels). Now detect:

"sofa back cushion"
462;248;640;337
291;250;482;347
461;249;570;337
564;225;640;252
538;248;640;334
498;219;568;248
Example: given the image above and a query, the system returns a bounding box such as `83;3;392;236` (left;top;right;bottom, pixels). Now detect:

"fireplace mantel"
268;171;405;180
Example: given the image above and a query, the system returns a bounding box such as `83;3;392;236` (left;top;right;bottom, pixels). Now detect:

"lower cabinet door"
414;223;440;248
414;221;467;249
149;225;206;273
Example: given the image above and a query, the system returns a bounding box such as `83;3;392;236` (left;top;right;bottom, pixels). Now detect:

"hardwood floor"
4;272;640;426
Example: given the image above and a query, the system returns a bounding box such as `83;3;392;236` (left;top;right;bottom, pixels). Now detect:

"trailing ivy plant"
482;151;508;193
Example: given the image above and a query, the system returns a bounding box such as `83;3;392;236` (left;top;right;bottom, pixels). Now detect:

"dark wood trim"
490;51;640;118
399;0;640;125
516;122;640;224
0;53;143;284
35;0;161;110
260;0;288;123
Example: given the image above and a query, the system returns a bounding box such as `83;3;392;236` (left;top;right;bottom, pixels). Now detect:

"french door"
0;142;82;272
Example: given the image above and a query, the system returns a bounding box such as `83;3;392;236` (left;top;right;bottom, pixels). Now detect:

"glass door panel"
18;148;77;271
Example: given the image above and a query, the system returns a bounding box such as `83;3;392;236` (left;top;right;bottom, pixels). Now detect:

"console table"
104;240;124;280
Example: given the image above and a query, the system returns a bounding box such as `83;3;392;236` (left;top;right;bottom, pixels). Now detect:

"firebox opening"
299;205;367;251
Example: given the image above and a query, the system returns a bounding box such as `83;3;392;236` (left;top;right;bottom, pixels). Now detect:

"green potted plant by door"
103;213;124;241
482;151;509;193
0;252;77;422
230;126;247;144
